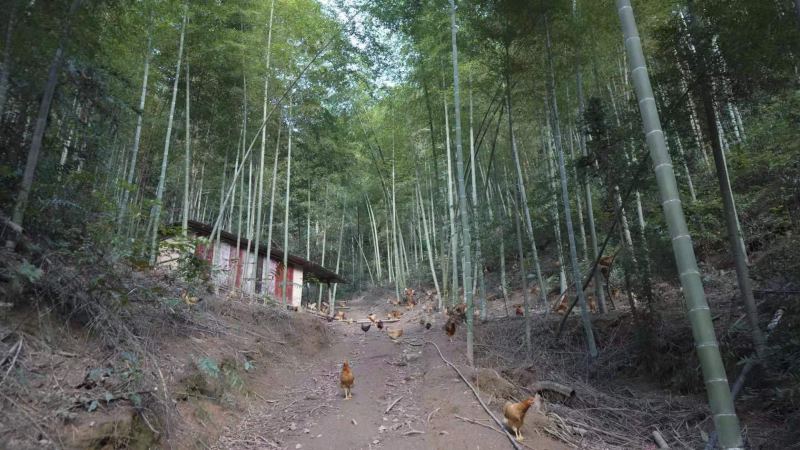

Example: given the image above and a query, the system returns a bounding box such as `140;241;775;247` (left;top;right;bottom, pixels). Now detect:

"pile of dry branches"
475;313;711;449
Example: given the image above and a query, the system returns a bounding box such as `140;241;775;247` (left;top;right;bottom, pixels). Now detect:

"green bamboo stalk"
615;2;742;447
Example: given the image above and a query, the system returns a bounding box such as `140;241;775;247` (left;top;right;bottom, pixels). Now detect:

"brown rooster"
503;394;541;441
340;360;354;400
444;318;457;342
376;320;384;330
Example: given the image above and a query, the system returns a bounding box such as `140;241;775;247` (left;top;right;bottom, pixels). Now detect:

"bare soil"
214;292;569;450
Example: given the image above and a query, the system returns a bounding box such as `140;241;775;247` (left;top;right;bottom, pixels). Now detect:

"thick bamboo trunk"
615;2;743;447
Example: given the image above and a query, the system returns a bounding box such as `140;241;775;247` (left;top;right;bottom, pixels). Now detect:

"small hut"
159;220;346;308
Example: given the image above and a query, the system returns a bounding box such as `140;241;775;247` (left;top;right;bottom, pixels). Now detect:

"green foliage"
196;356;221;380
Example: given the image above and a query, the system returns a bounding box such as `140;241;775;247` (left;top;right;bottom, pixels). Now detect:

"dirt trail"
215;294;568;450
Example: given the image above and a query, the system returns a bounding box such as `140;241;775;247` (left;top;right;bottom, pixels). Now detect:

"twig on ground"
529;381;575;398
427;407;441;423
385;396;404;414
0;338;23;387
403;429;425;435
425;341;522;450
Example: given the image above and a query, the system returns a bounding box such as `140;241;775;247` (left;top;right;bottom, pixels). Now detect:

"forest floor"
214;292;569;450
2;247;795;449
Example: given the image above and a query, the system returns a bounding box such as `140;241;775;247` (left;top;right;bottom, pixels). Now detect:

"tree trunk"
148;7;186;265
331;214;345;311
9;0;82;244
545;18;598;359
448;0;475;365
615;2;743;447
703;84;766;361
544;124;568;295
182;61;191;236
253;0;276;292
282;105;293;305
265;126;282;300
505;69;548;306
118;31;151;229
0;0;19;122
416;179;441;305
512;182;531;355
468;76;487;321
307;186;311;260
444;99;459;307
672;133;697;202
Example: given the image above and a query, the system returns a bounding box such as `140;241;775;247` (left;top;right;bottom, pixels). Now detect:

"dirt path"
215;295;569;450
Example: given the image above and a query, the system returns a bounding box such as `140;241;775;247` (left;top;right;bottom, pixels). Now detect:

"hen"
502;394;541;441
515;305;524;316
340;360;354;400
376;320;384;330
444;318;457;342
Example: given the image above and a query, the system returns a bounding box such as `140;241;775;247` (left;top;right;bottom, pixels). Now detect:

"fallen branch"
455;415;538;450
403;429;425;436
0;338;23;387
385;396;404;414
529;381;575;398
427;407;441;423
0;213;23;234
425;341;522;450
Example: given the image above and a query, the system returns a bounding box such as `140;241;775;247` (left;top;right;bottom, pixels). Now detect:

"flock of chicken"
336;287;543;442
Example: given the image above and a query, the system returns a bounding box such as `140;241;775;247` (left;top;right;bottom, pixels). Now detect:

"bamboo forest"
1;0;799;448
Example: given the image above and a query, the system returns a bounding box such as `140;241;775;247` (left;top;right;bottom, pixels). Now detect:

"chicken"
515;305;524;316
404;287;416;305
388;310;402;320
335;310;346;321
554;292;569;314
502;395;542;441
340;360;354;400
367;313;377;323
360;322;371;336
446;303;467;323
419;315;434;330
387;328;403;341
376;320;384;330
587;294;598;313
555;292;598;314
444;318;457;342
